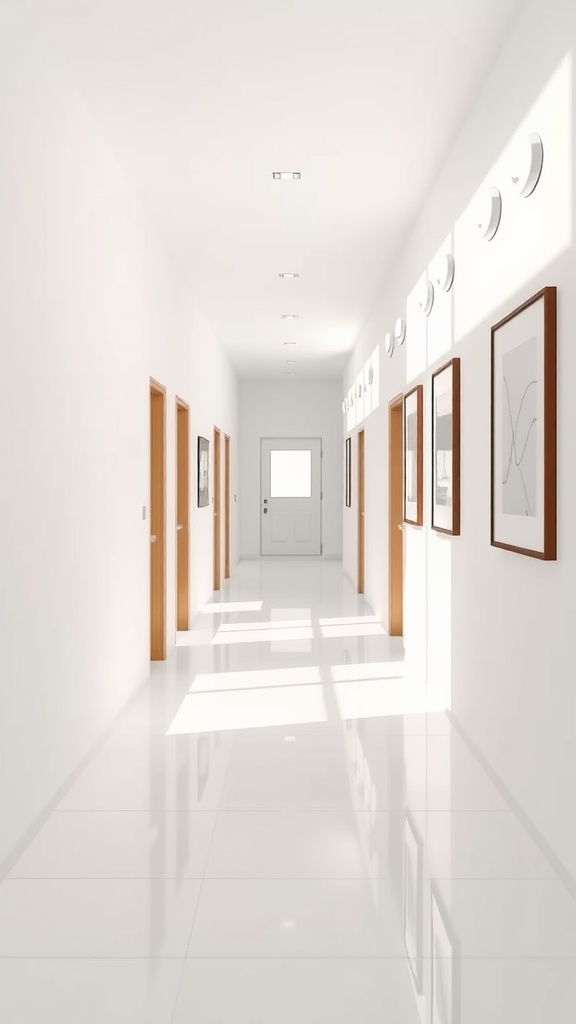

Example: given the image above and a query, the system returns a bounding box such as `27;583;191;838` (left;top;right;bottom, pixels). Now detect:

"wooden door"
213;426;221;591
388;396;404;636
150;379;166;660
224;434;231;579
357;429;365;594
176;399;190;630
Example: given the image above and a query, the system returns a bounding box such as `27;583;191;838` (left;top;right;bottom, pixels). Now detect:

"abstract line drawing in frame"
345;436;352;507
430;882;460;1024
403;384;424;525
404;814;423;994
431;358;461;535
491;286;556;559
197;436;210;508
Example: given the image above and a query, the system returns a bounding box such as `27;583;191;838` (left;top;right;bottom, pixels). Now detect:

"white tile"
459;958;576;1024
173;959;421;1024
412;810;557;879
187;878;405;957
0;959;182;1024
206;810;368;878
431;878;576;957
0;878;201;957
8;810;216;879
219;724;356;810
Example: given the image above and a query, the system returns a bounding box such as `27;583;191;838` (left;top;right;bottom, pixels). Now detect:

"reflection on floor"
1;559;575;1023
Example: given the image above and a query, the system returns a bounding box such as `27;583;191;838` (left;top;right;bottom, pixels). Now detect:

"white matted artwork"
431;359;460;535
430;885;459;1024
491;287;556;559
403;385;423;526
404;815;423;993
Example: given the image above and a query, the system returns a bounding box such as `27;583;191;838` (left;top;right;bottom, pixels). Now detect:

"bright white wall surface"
0;9;238;868
239;381;343;559
343;0;576;880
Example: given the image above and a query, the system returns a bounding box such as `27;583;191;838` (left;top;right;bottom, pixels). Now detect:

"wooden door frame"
213;426;222;591
176;397;190;631
224;434;231;580
388;395;404;636
150;378;166;660
357;429;365;594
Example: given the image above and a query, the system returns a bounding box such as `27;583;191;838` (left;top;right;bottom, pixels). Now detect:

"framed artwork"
430;883;460;1024
431;358;461;535
404;814;423;993
345;436;352;507
403;384;424;525
490;286;557;559
197;436;210;508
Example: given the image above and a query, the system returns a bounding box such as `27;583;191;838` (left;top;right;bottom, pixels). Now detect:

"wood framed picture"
431;358;460;535
430;883;460;1024
404;814;423;993
197;436;210;508
490;286;557;559
403;384;423;525
345;436;352;507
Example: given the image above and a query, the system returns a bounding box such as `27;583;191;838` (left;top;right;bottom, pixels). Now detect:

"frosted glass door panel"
270;450;312;498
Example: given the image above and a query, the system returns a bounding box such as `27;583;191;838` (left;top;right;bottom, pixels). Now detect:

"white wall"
0;9;238;869
343;0;576;880
240;380;343;559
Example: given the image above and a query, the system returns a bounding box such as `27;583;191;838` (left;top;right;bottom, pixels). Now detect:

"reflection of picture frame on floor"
345;436;352;507
431;358;460;535
431;883;460;1024
404;814;423;993
197;436;210;508
491;286;556;559
197;734;210;802
404;384;423;525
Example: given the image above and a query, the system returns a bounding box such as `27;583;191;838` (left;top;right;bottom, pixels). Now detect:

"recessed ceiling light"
273;172;301;180
284;341;296;346
282;314;298;320
287;371;296;375
279;273;299;278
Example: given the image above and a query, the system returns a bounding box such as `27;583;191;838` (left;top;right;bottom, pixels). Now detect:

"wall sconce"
368;366;374;385
418;280;435;317
384;331;394;357
476;187;502;240
435;253;455;292
511;132;544;197
394;317;406;346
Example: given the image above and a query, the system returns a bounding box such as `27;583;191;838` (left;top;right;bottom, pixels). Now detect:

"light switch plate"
142;506;147;520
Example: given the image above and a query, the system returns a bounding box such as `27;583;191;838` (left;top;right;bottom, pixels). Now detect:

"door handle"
397;524;404;531
150;535;157;543
176;524;183;531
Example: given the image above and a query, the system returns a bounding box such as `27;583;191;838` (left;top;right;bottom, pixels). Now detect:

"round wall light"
435;253;455;292
476;187;502;240
368;366;374;385
418;280;435;317
384;331;394;357
511;132;544;197
394;317;406;346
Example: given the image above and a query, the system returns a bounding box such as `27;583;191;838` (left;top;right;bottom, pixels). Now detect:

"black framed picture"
345;436;352;507
197;436;210;507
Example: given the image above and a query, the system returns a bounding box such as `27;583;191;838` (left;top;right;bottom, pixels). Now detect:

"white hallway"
1;560;575;1023
2;0;576;1021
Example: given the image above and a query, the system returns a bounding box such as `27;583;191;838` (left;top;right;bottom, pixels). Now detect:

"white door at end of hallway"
260;438;322;555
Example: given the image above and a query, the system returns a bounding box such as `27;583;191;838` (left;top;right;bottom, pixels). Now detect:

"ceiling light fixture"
279;273;299;279
285;359;296;364
282;314;298;320
273;171;301;180
287;371;296;375
284;341;296;346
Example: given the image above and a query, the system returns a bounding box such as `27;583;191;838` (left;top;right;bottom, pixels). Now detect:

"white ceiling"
24;0;526;379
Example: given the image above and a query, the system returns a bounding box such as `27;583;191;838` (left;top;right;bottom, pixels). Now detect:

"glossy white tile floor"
1;559;575;1022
